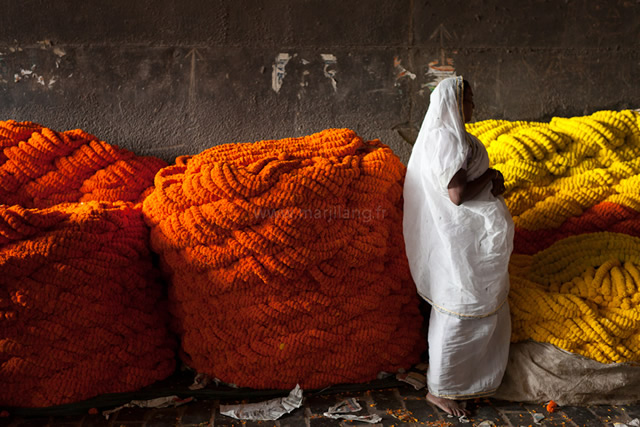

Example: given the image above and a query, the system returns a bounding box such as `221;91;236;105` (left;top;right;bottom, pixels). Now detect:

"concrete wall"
1;0;638;164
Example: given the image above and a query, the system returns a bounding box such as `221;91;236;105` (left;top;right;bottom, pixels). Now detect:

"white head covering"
403;76;514;318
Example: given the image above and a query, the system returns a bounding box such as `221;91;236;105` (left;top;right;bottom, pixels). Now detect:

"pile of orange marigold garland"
0;120;166;208
467;110;640;364
142;128;425;389
0;120;175;407
9;108;640;404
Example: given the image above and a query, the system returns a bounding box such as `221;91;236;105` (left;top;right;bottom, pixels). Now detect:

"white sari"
403;76;514;398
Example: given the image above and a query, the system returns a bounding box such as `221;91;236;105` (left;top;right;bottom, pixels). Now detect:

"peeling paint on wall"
297;69;311;100
14;65;35;82
300;70;310;87
423;57;456;92
272;53;292;93
394;56;416;86
53;47;66;58
2;42;64;88
320;54;338;92
36;39;53;49
13;64;58;89
37;39;66;68
423;24;457;92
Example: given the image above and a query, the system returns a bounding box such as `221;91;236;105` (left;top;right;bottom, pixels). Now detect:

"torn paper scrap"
220;384;303;421
102;396;193;419
458;414;470;423
396;370;427;390
189;372;212;390
323;413;383;423
326;398;362;414
323;398;380;423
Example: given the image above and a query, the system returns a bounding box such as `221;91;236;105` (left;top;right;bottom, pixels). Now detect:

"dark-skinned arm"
447;168;503;206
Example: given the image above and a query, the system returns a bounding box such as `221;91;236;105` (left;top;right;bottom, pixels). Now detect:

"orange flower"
142;129;425;389
0;120;167;208
0;202;176;407
0;120;175;408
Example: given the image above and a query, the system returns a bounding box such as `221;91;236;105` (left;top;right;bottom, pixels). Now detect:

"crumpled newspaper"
325;398;362;414
102;396;194;419
324;413;383;423
322;398;382;424
220;384;303;421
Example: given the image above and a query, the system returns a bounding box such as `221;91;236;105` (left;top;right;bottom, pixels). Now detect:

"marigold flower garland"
514;201;640;255
0;202;176;407
467;110;640;229
509;233;640;363
0;120;175;407
0;120;167;208
142;128;425;389
468;110;640;364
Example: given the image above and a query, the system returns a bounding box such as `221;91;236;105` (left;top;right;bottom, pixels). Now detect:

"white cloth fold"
403;76;514;398
403;76;514;318
427;302;511;398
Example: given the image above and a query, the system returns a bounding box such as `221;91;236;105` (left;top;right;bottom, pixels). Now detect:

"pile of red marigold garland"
0;120;176;407
142;128;425;389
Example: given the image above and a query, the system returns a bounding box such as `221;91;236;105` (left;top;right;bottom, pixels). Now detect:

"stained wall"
0;0;638;163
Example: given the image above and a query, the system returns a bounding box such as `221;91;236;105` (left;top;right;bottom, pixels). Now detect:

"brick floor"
3;385;640;427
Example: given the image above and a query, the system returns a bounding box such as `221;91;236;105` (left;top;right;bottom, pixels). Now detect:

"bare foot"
426;392;470;417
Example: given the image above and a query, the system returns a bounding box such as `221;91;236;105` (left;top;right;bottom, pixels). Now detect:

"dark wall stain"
0;0;638;164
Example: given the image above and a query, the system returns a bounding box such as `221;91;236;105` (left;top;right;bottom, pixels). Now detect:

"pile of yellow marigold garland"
142;128;425;389
467;110;640;364
0;120;175;407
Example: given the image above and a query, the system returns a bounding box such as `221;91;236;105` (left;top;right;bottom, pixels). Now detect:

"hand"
490;169;505;196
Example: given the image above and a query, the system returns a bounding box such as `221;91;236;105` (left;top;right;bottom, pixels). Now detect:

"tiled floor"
3;383;639;427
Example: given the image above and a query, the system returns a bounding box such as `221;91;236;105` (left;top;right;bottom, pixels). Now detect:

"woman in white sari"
403;76;514;416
